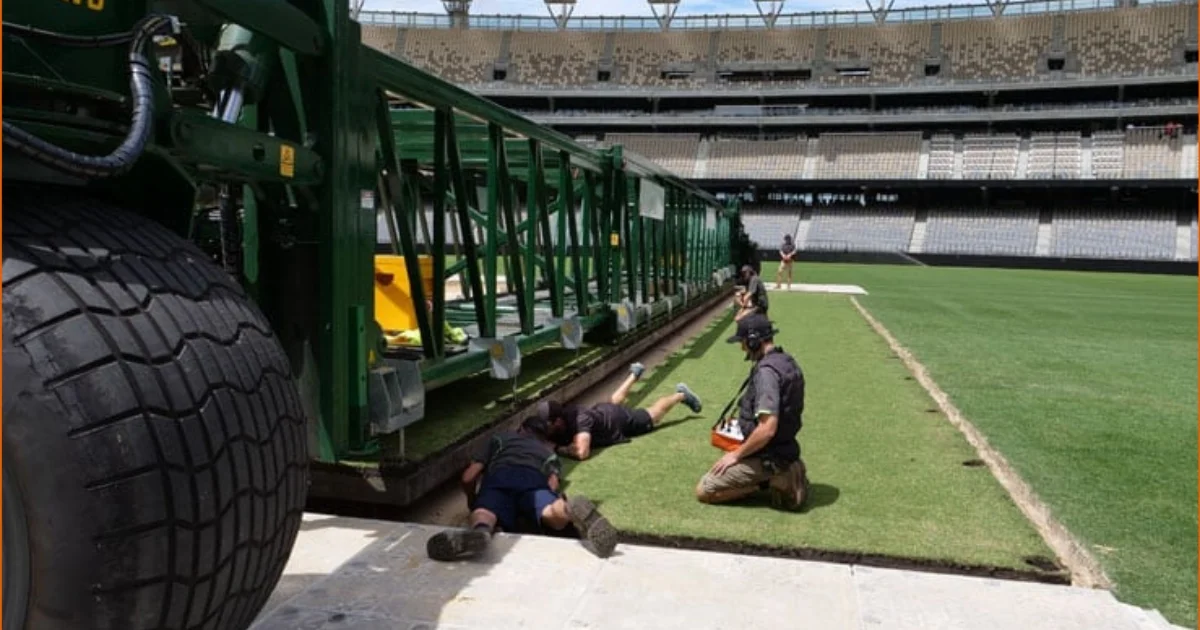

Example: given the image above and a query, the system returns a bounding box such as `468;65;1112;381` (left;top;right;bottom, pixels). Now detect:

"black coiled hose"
2;15;174;179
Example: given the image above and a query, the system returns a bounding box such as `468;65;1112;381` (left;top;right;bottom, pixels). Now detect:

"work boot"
768;459;810;511
676;383;703;413
630;362;646;380
566;495;619;559
426;527;491;561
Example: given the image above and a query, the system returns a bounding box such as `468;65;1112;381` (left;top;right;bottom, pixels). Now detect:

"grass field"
753;262;1197;626
561;291;1056;574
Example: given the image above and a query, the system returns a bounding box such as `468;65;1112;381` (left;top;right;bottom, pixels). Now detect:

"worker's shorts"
697;457;774;498
474;465;559;533
623;408;655;438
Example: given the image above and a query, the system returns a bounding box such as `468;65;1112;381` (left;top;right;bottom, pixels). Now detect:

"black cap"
537;400;561;423
726;313;778;344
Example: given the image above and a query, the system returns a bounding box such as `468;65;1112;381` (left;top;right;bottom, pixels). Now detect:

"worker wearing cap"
426;416;619;561
696;313;809;510
735;265;769;321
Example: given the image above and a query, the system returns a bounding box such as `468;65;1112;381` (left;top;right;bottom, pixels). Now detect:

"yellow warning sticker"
280;145;296;178
610;232;620;247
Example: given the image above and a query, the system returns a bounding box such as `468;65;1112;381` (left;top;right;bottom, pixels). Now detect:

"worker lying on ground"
426;416;618;561
541;362;703;461
697;314;809;510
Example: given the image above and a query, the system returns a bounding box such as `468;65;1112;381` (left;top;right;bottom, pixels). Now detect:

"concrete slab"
764;282;869;295
256;515;1174;630
851;565;1138;630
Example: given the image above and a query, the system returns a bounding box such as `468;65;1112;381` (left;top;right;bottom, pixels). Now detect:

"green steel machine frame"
1;2;742;629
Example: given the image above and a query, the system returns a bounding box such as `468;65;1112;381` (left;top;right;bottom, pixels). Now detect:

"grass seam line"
848;295;1113;591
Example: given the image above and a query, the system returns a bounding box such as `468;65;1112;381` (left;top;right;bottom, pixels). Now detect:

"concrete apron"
253;514;1186;630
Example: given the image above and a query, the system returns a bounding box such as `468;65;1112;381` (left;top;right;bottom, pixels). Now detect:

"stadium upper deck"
360;0;1197;90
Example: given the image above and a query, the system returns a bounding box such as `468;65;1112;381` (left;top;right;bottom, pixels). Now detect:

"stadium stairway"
253;514;1191;630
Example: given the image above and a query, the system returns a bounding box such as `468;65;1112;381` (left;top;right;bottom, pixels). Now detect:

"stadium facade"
361;0;1198;273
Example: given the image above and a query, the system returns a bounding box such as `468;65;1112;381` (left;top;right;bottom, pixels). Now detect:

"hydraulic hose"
1;15;175;179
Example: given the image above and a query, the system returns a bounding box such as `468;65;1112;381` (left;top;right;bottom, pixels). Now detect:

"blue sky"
360;0;977;15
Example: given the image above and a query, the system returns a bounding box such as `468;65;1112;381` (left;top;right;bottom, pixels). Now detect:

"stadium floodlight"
754;0;786;28
862;0;895;22
647;0;681;30
545;0;577;29
443;0;472;27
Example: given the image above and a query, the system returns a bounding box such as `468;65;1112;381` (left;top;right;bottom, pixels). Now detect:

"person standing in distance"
696;313;809;510
776;234;797;290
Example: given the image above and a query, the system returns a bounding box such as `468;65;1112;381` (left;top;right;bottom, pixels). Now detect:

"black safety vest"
737;348;804;463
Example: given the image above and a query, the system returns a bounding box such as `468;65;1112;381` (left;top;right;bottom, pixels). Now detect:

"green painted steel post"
532;141;561;317
525;139;541;326
430;111;447;359
494;124;531;335
311;0;378;457
561;154;588;317
375;91;434;357
445;109;491;338
485;123;502;334
631;178;646;306
554;172;568;317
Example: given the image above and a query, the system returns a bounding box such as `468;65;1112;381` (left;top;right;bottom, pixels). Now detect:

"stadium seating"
822;23;930;85
1121;127;1183;178
400;28;503;84
718;28;816;64
509;32;607;87
1026;132;1082;179
805;207;916;252
378;2;1194;87
362;25;397;54
707;137;806;180
1089;131;1126;179
940;14;1054;82
923;209;1041;256
741;208;802;249
812;132;923;179
603;133;700;178
589;129;1189;181
926;134;957;180
1064;4;1192;77
961;133;1021;179
611;32;710;87
1050;209;1178;259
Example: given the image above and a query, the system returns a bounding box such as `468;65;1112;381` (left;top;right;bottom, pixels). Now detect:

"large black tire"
2;187;310;630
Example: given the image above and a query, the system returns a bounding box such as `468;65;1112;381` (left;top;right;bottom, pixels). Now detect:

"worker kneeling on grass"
426;417;619;561
540;361;703;461
734;264;769;322
697;313;810;510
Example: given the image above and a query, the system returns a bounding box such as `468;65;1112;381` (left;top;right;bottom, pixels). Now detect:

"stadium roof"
360;0;1188;30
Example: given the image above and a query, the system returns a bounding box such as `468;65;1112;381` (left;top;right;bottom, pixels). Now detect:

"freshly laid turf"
759;262;1198;627
561;292;1055;573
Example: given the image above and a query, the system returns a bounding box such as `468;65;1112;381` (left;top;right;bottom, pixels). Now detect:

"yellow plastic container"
374;255;435;332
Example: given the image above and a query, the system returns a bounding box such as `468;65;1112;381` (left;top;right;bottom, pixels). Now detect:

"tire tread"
3;189;308;630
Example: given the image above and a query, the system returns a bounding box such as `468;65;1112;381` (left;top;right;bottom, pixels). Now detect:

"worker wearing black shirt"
735;265;769;321
541;361;703;461
426;416;618;561
696;314;809;510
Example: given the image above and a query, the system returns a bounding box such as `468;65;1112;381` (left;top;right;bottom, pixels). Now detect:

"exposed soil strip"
848;296;1112;590
618;533;1071;586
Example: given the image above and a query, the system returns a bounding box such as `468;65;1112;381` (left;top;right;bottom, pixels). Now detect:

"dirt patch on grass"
618;532;1070;585
848;296;1112;590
